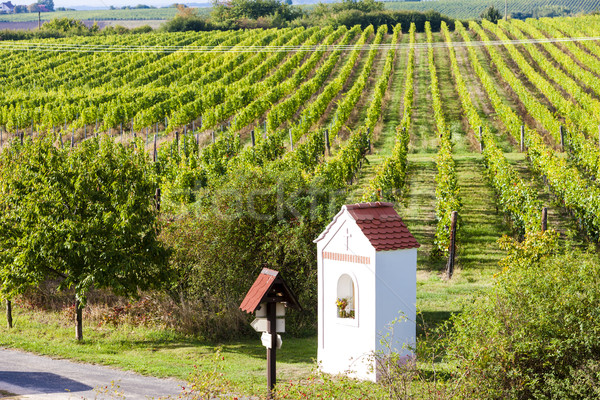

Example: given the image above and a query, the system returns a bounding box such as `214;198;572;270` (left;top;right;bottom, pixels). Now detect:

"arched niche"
336;273;357;319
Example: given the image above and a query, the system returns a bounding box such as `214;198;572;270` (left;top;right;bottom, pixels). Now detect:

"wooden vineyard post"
251;130;256;147
155;188;161;212
153;134;157;163
59;132;63;148
71;129;74;148
266;302;276;399
211;131;215;144
560;125;565;152
542;207;548;232
478;126;484;152
84;124;87;140
183;132;187;156
324;129;330;156
520;125;525;152
175;131;179;154
6;299;12;329
289;129;293;151
446;211;458;279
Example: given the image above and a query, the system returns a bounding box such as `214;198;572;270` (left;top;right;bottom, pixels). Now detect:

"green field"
0;7;212;22
385;0;600;19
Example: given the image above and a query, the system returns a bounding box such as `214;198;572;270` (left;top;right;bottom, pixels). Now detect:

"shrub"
447;231;600;399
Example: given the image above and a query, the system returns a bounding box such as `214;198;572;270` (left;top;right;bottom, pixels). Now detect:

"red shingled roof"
239;268;302;313
315;202;420;251
346;202;420;251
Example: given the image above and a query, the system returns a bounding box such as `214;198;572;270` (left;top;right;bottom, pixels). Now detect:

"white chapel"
314;202;420;381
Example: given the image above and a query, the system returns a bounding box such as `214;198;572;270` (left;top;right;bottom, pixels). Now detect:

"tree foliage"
211;0;303;23
447;232;600;398
480;5;502;23
0;136;169;339
37;0;55;11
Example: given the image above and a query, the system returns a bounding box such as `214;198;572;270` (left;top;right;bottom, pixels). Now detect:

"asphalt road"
0;348;185;399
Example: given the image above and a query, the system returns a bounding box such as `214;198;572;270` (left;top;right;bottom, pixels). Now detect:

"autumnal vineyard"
2;14;600;256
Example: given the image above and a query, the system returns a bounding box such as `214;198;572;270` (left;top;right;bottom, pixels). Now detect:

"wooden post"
541;207;548;232
59;132;63;148
175;131;180;154
446;211;458;279
520;125;525;152
266;302;277;399
289;129;293;151
155;188;161;212
560;125;565;152
479;126;484;152
71;129;74;148
324;129;330;156
75;299;83;341
251;130;256;147
153;134;157;163
6;299;12;329
120;122;123;138
211;131;215;144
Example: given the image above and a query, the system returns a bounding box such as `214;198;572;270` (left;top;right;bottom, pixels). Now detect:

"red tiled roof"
346;202;420;251
315;202;419;251
239;268;302;313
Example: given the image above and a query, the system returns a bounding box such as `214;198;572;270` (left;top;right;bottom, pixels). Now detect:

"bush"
480;5;503;23
162;15;216;32
448;231;600;399
158;161;345;339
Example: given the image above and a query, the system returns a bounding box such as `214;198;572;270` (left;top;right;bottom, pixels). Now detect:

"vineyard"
386;0;600;19
0;16;600;344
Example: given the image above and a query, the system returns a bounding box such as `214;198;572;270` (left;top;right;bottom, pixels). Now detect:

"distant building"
0;1;15;13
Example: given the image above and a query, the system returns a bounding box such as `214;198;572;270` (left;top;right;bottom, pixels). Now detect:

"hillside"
0;15;597;302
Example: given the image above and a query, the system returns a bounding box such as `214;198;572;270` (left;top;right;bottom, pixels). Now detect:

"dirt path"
0;348;184;399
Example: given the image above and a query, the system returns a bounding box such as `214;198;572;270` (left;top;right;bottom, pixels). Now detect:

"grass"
0;306;315;397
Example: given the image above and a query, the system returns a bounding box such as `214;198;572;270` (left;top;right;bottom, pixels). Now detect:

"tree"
212;0;302;23
27;4;40;12
37;0;55;11
480;5;502;23
0;136;170;340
